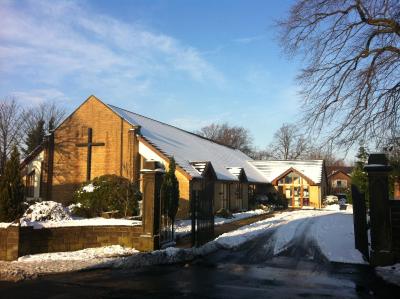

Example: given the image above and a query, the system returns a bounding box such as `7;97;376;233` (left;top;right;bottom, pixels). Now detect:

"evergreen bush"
73;174;141;218
160;157;180;227
351;146;369;206
0;146;25;222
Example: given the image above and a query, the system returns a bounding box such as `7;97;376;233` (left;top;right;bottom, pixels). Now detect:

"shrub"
160;157;180;222
255;192;288;210
215;208;233;218
0;146;25;222
73;174;141;218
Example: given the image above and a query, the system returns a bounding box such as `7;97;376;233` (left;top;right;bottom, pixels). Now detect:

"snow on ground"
0;222;12;228
17;245;138;262
1;204;365;281
376;263;400;286
175;209;267;238
313;211;364;264
21;217;142;229
202;204;366;264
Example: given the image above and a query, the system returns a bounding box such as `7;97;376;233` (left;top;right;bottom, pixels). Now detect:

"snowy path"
202;205;366;264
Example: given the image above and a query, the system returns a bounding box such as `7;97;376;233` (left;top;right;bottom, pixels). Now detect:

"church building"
21;95;267;218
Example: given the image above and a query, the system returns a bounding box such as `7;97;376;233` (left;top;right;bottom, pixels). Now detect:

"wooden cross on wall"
76;128;105;181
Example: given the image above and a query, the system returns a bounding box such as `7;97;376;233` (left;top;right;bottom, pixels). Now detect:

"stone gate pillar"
394;176;400;200
364;153;394;266
138;161;165;251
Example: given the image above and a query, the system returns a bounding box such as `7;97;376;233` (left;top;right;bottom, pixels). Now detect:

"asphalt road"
0;222;399;299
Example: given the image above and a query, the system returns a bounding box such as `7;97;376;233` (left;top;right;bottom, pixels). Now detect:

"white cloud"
0;0;225;96
233;35;265;44
10;89;68;106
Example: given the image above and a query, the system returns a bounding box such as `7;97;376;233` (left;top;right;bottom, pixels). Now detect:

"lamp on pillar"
364;153;395;266
138;161;165;251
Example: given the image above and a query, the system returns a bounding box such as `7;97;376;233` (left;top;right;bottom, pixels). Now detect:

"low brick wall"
0;226;20;261
0;225;143;261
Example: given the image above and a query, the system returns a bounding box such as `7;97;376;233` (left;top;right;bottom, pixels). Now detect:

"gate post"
351;184;369;260
364;153;395;266
138;161;164;251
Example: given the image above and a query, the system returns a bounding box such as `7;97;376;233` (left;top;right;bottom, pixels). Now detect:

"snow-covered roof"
190;162;208;175
107;104;266;183
248;160;325;184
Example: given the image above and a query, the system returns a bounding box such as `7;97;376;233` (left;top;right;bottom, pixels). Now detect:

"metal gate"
191;178;215;247
351;184;369;260
160;182;174;246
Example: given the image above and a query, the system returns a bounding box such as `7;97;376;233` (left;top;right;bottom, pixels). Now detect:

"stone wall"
0;226;20;261
0;225;143;261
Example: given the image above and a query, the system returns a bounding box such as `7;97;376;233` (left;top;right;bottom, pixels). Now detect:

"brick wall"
0;226;20;261
52;96;135;204
0;225;143;261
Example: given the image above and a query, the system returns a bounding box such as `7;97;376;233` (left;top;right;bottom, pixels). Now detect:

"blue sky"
0;0;301;149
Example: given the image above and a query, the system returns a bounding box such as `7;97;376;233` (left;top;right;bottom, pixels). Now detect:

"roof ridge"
107;103;244;153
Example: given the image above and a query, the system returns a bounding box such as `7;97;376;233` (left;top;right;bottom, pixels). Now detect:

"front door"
293;186;301;207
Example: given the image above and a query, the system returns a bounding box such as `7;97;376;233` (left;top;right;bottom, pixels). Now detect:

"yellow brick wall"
51;96;134;203
310;186;321;208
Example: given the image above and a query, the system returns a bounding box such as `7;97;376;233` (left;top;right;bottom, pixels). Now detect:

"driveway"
1;222;399;299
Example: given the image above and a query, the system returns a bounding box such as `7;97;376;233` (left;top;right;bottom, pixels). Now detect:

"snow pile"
175;209;267;238
19;201;142;229
376;263;400;286
21;201;73;225
0;222;12;228
18;245;139;262
324;195;338;205
82;183;97;193
21;217;142;229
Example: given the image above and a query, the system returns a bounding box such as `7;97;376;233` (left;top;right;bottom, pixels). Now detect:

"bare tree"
248;148;273;160
22;101;66;134
305;144;346;166
268;123;309;160
279;0;400;148
0;97;24;174
196;123;253;155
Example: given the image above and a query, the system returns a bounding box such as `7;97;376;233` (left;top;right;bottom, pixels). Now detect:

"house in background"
20;95;268;219
326;166;353;195
249;160;327;208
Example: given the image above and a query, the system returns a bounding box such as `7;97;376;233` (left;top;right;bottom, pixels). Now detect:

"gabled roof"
107;103;266;183
326;166;353;177
249;160;325;184
20;143;45;169
271;167;316;185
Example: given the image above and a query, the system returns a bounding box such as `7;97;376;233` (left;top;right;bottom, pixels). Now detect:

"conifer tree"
24;119;45;156
160;157;180;237
0;146;25;222
48;116;55;132
351;146;369;204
